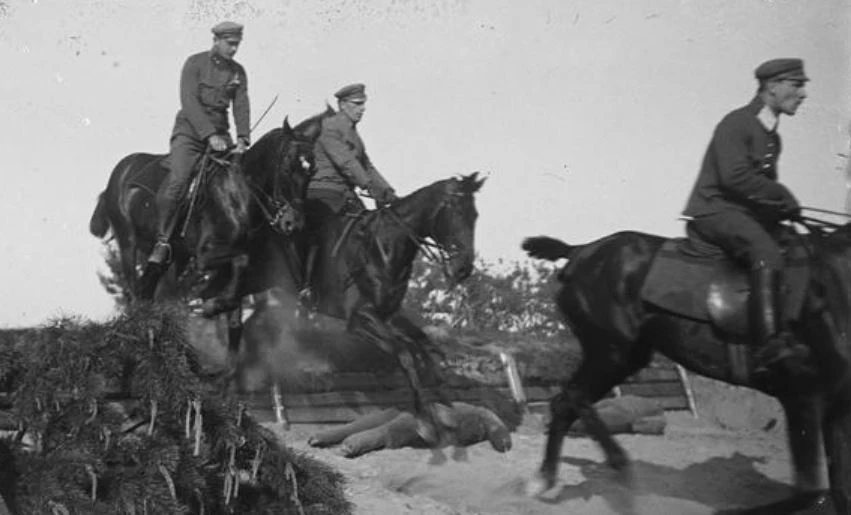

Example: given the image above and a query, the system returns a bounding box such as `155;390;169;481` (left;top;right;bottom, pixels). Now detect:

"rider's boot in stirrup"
138;238;171;300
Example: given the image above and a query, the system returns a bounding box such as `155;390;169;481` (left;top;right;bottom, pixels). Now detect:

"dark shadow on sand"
548;452;829;514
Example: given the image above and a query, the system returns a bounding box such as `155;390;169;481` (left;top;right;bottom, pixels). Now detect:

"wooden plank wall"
248;358;693;425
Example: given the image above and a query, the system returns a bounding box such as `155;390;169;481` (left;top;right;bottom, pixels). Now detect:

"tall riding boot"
138;201;179;299
750;266;808;375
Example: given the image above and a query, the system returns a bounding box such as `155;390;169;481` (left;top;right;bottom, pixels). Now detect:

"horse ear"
473;172;487;191
281;116;293;135
324;102;335;116
464;171;486;192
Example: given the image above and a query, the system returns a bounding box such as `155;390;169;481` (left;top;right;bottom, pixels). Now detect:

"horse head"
421;171;486;285
261;107;336;235
242;111;327;236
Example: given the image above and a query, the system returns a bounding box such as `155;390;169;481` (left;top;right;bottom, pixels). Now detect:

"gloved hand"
209;134;229;152
372;186;398;206
234;137;249;154
780;203;802;221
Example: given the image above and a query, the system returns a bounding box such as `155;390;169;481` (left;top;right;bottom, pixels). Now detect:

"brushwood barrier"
0;305;351;515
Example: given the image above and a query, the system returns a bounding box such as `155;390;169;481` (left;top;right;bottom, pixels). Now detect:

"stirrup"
753;334;810;376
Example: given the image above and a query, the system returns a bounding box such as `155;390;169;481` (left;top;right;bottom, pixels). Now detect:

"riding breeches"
155;134;210;242
304;187;365;239
686;210;784;270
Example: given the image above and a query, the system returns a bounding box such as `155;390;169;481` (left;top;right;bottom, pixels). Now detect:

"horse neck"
390;185;444;240
208;163;251;234
358;187;442;278
242;131;280;189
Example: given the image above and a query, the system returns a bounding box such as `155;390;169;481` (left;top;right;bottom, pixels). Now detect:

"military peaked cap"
212;21;244;38
334;83;367;102
755;58;809;82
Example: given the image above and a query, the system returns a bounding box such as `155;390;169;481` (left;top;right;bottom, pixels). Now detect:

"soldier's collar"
756;104;779;133
208;50;230;65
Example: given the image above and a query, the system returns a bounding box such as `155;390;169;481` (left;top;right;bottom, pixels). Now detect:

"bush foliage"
403;255;567;338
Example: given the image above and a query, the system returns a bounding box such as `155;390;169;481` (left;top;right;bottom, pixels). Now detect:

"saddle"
641;237;811;338
127;152;232;237
126;154;171;198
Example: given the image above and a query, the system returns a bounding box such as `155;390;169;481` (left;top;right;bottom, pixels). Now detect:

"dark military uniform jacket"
682;97;798;224
171;50;250;144
310;110;393;195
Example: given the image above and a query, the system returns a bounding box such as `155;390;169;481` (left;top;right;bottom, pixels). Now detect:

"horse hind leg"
348;307;447;445
389;314;456;414
529;334;652;497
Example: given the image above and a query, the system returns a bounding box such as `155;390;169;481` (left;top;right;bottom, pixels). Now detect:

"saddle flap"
641;239;810;336
706;270;749;336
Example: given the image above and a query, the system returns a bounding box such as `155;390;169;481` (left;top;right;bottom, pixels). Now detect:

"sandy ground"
269;408;826;515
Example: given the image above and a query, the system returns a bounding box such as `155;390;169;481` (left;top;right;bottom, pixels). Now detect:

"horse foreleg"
223;305;244;396
348;308;446;445
823;392;851;514
389;314;454;409
779;395;826;493
201;254;248;318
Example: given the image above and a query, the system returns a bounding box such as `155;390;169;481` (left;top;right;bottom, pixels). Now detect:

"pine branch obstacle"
0;303;351;515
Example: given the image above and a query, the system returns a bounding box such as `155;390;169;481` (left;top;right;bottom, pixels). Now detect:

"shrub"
403;255;568;339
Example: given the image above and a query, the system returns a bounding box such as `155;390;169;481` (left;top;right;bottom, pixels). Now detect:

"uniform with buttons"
682;96;798;268
152;22;251;258
680;58;811;375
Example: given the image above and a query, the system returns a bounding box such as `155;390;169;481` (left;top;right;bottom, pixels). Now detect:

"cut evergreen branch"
0;302;351;514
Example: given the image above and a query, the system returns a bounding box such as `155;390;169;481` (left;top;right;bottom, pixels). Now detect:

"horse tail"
89;192;111;238
522;236;576;261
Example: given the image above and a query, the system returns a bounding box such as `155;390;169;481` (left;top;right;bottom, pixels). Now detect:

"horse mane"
242;107;335;182
204;161;252;240
292;105;336;140
241;127;284;184
393;172;486;204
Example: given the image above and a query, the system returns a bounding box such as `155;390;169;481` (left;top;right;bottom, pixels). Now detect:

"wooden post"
500;352;526;409
272;383;290;430
675;364;698;418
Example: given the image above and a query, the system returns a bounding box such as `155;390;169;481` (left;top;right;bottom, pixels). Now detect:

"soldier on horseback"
299;83;397;304
145;21;251;271
682;58;810;373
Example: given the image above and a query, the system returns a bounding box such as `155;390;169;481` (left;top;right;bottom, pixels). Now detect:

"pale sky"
1;0;848;327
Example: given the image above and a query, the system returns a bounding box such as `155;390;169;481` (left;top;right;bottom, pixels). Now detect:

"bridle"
379;188;470;281
246;134;312;234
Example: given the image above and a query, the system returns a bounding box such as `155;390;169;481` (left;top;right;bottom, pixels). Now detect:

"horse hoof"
428;449;448;466
525;473;555;498
414;418;439;447
430;402;458;429
451;446;469;462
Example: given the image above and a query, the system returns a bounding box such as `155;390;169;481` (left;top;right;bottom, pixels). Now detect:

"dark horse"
522;223;851;513
261;173;486;439
89;110;332;317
